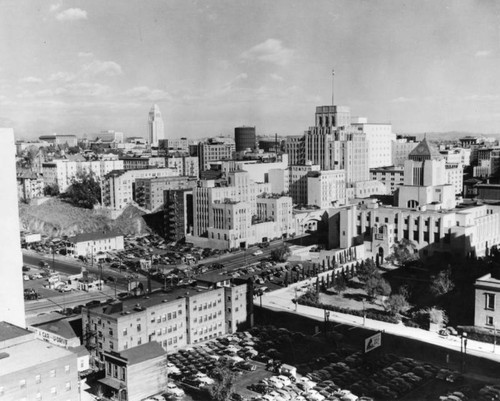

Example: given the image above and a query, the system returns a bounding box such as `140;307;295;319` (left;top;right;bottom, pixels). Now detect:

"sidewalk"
258;280;500;364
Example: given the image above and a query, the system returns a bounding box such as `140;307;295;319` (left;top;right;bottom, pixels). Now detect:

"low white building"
67;231;124;258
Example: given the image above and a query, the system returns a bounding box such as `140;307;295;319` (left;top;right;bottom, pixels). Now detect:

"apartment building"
285;135;305;166
370;166;405;194
306;169;346;208
474;272;500;330
163;188;194;242
39;134;78;147
352;120;395;168
120;156;166;170
101;167;178;211
134;176;197;212
82;284;241;368
268;168;290;194
42;158;124;192
166;155;199;177
0;322;79;401
391;138;418;166
67;231;124;258
197;138;235;171
289;164;321;205
17;170;44;200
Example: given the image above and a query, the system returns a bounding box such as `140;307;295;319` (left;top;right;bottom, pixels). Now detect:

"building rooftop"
408;138;442;161
0;338;75;372
35;319;78;340
119;341;166;365
68;230;122;244
86;286;221;318
0;321;31;342
196;271;233;284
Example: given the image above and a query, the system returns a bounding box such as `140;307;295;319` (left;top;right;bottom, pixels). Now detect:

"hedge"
458;325;497;345
297;297;399;324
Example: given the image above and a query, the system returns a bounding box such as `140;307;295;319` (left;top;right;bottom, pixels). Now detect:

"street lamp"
324;310;330;336
461;332;468;373
362;299;366;326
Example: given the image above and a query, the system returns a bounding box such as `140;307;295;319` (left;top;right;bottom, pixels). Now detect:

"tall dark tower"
234;126;256;152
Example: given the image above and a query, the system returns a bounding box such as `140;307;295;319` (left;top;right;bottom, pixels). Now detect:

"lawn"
318;284;386;314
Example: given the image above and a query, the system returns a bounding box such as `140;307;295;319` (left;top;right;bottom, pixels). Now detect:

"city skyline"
2;0;500;140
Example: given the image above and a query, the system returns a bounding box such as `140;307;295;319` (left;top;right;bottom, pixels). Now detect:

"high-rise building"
147;104;165;147
351;120;395;168
0;128;25;328
234;126;256;152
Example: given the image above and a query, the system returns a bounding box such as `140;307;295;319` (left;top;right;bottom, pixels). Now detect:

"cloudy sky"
1;0;500;140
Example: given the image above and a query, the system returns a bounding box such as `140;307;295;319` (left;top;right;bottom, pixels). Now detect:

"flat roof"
86;286;220;318
36;319;78;339
197;271;233;283
0;322;31;342
120;341;166;365
0;339;75;372
68;230;122;244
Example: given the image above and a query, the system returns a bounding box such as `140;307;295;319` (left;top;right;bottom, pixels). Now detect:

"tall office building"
0;128;26;328
148;104;165;147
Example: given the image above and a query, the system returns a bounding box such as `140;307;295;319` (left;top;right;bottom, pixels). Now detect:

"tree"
270;245;290;263
209;366;236;401
357;258;379;282
430;269;455;296
387;238;420;266
44;183;60;197
426;306;448;327
61;171;101;209
333;274;347;295
384;294;410;316
364;276;391;299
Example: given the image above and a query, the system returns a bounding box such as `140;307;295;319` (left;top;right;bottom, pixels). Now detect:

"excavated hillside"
19;198;151;237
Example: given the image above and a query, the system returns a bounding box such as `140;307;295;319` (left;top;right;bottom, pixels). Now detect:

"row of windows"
0;379;72;395
193;311;223;323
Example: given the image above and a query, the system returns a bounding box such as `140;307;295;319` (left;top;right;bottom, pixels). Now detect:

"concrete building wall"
0;129;25;328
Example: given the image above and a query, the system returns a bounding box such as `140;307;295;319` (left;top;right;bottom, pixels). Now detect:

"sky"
1;0;500;140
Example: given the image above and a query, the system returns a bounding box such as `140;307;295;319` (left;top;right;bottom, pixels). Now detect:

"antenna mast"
331;68;335;106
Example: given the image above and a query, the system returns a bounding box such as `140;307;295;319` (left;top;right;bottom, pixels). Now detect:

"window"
35;374;41;383
65;382;72;391
486;293;496;310
123;328;127;336
51;387;57;396
50;369;56;378
487;316;494;326
35;393;42;400
19;379;26;389
65;365;70;374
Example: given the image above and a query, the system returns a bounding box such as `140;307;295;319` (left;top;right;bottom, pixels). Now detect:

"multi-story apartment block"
135;176;197;212
256;194;294;237
42;159;124;192
352;120;395;168
474;272;500;330
268;168;290;194
39;134;78;147
370;166;405;194
166;155;199;177
0;322;79;401
164;189;194;242
160;137;190;153
101;167;178;211
197;138;235;171
17;170;44;200
307;169;346;208
121;156;166;170
66;231;124;258
392;138;418;166
289;164;321;205
445;163;464;195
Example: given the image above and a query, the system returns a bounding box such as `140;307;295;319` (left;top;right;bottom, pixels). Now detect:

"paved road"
259;277;500;366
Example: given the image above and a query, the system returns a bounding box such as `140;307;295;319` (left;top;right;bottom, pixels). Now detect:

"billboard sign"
364;332;382;353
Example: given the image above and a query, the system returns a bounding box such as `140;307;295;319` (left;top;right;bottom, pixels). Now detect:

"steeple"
408;137;442;162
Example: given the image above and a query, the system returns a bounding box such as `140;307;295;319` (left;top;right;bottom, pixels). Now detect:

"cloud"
49;2;62;12
270;73;284;82
19;76;43;84
391;96;417;103
123;86;172;101
475;50;492;58
49;71;76;83
78;52;94;58
240;39;294;66
65;82;109;97
55;8;87;21
82;60;123;76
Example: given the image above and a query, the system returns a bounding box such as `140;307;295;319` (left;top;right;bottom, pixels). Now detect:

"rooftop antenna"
331;68;335;106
